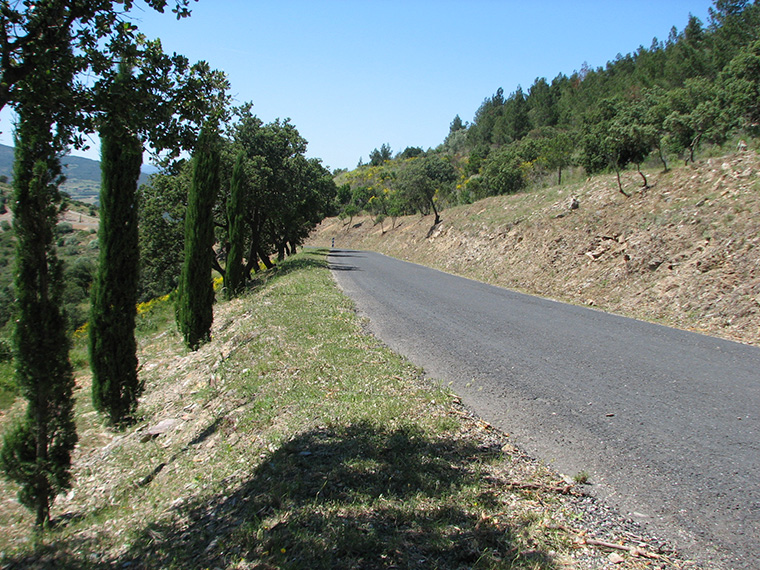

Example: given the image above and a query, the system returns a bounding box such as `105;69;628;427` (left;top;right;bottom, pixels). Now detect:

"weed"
573;471;590;485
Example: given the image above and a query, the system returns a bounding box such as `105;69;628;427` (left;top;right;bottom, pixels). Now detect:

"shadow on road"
327;249;363;272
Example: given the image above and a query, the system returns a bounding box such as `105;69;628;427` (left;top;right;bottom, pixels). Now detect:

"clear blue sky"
0;0;716;171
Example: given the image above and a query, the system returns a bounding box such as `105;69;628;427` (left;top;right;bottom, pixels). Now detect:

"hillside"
0;144;151;204
309;151;760;348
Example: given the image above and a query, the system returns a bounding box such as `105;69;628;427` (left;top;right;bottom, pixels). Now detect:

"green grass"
0;249;629;569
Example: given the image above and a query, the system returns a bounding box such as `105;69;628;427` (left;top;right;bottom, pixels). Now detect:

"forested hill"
335;1;760;221
0;143;151;203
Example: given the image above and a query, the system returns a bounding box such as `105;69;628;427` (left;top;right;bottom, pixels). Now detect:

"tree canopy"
334;0;760;221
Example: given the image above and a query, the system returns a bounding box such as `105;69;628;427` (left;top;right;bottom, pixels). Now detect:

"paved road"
328;249;760;569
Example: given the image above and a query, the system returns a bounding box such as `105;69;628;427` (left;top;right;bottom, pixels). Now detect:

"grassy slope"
0;251;686;569
310;152;760;348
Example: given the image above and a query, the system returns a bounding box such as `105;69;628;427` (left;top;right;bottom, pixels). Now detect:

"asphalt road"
328;249;760;569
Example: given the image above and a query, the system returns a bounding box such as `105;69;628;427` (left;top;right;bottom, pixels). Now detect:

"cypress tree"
177;126;220;349
0;102;77;528
89;63;143;425
225;150;246;298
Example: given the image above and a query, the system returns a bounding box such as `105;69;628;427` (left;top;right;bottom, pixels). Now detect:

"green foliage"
138;164;190;301
55;222;73;235
397;146;424;160
536;128;575;184
396;155;456;224
351;185;374;210
0;410;73;525
66;258;95;299
89;63;144;426
465;145;489;176
481;147;527;197
449;114;466;133
0;0;231;528
2;99;77;528
455;1;760;188
663;78;730;164
369;143;392;166
722;39;760;127
342;204;359;225
336;183;352;205
1;2;229;164
176;126;220;350
440;128;469;156
225;151;247;298
138;107;335;303
0;229;15;330
219;107;336;271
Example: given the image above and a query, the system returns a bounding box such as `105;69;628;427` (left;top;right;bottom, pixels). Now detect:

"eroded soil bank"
309;152;760;347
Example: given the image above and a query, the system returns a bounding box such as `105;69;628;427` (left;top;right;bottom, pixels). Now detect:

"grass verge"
0;249;683;569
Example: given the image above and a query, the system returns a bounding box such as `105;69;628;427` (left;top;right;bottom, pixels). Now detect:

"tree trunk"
245;237;258;278
687;133;701;165
431;199;441;225
636;163;649;189
615;164;631;198
258;247;274;269
658;143;669;172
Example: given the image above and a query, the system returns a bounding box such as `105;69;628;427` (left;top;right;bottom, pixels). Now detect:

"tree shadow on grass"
244;250;328;293
3;422;560;569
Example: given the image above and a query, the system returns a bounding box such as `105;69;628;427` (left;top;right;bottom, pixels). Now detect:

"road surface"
328;249;760;569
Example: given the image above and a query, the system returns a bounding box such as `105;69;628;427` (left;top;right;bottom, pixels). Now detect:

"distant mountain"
0;143;152;204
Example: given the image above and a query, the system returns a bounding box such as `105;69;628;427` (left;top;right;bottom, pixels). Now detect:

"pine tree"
0;102;77;529
89;63;144;425
225;150;246;298
177;126;220;349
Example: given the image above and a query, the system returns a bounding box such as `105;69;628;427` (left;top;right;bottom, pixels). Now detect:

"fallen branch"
506;481;575;495
583;537;662;560
448;406;495;430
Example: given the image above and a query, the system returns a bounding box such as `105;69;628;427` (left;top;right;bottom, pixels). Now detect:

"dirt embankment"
309;152;760;347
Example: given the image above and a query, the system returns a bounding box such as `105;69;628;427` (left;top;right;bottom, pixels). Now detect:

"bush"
64;303;88;333
482;148;527;196
55;222;74;235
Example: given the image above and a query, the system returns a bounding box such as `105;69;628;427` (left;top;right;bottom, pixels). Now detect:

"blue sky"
0;0;716;171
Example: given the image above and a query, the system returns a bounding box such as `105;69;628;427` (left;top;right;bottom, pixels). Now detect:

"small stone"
142;419;178;441
608;552;625;564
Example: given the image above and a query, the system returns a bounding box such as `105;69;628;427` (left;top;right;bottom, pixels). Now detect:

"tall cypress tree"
177;126;220;349
225;150;246;298
0;102;77;529
89;63;143;425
